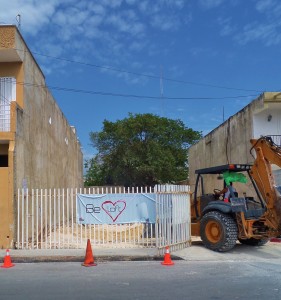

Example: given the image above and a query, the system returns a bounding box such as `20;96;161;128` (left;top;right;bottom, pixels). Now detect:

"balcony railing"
0;101;11;131
0;77;16;132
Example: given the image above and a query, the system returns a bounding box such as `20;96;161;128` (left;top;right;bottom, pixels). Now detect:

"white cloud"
0;0;66;35
138;1;149;13
171;0;185;9
212;1;281;47
189;47;218;58
217;17;236;37
126;0;138;5
255;0;275;12
100;0;123;8
0;0;188;77
129;41;146;51
87;3;107;16
0;0;186;44
105;12;145;35
150;14;180;31
169;65;183;78
199;0;225;9
235;22;281;46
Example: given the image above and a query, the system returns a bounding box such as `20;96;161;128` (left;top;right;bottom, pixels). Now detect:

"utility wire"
16;81;259;100
10;47;264;93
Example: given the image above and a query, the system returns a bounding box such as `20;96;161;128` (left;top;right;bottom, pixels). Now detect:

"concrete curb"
3;242;281;264
1;247;185;264
9;255;182;263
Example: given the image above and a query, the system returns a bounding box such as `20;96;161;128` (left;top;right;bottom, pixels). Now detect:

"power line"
32;50;264;92
10;47;264;93
16;81;260;100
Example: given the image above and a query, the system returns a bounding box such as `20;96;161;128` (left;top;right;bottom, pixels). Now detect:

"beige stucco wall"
14;45;83;189
15;89;83;189
0;25;83;248
0;25;83;190
188;93;281;195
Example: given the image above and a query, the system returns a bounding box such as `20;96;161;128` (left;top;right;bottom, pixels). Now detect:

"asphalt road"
1;260;281;300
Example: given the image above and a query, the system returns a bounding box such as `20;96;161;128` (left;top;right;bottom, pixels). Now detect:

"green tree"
85;113;201;186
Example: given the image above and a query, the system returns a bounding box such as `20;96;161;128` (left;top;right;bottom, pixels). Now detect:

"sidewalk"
1;239;281;264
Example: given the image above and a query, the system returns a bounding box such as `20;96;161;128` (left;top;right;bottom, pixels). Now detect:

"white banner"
76;193;156;224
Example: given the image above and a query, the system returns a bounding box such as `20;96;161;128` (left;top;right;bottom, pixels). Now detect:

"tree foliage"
85;113;202;186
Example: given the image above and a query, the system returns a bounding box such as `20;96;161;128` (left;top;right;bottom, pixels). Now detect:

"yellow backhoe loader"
191;136;281;251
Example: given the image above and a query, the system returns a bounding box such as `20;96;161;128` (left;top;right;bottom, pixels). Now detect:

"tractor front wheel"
200;211;238;252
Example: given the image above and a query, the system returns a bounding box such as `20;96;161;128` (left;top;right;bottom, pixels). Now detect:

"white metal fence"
16;185;190;253
156;185;191;252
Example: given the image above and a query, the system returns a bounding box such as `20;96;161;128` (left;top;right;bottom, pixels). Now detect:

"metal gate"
156;185;191;253
16;185;190;252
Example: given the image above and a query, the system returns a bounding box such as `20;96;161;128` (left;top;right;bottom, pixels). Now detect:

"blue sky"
1;0;280;160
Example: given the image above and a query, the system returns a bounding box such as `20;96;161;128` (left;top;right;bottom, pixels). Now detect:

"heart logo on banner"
101;200;127;222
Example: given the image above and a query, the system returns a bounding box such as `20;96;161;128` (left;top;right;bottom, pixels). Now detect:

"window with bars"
0;77;16;132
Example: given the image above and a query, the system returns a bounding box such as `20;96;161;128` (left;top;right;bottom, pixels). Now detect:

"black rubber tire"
239;238;269;246
200;211;238;252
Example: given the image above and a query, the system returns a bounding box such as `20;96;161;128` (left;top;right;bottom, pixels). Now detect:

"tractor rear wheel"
200;211;238;252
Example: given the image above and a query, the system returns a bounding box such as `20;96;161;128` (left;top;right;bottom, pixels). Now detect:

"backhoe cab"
191;144;281;252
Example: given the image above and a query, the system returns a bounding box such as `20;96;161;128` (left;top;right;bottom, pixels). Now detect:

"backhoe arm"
250;137;281;231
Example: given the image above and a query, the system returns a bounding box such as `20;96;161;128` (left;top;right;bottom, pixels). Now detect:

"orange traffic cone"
82;239;97;267
1;249;15;268
161;246;174;266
